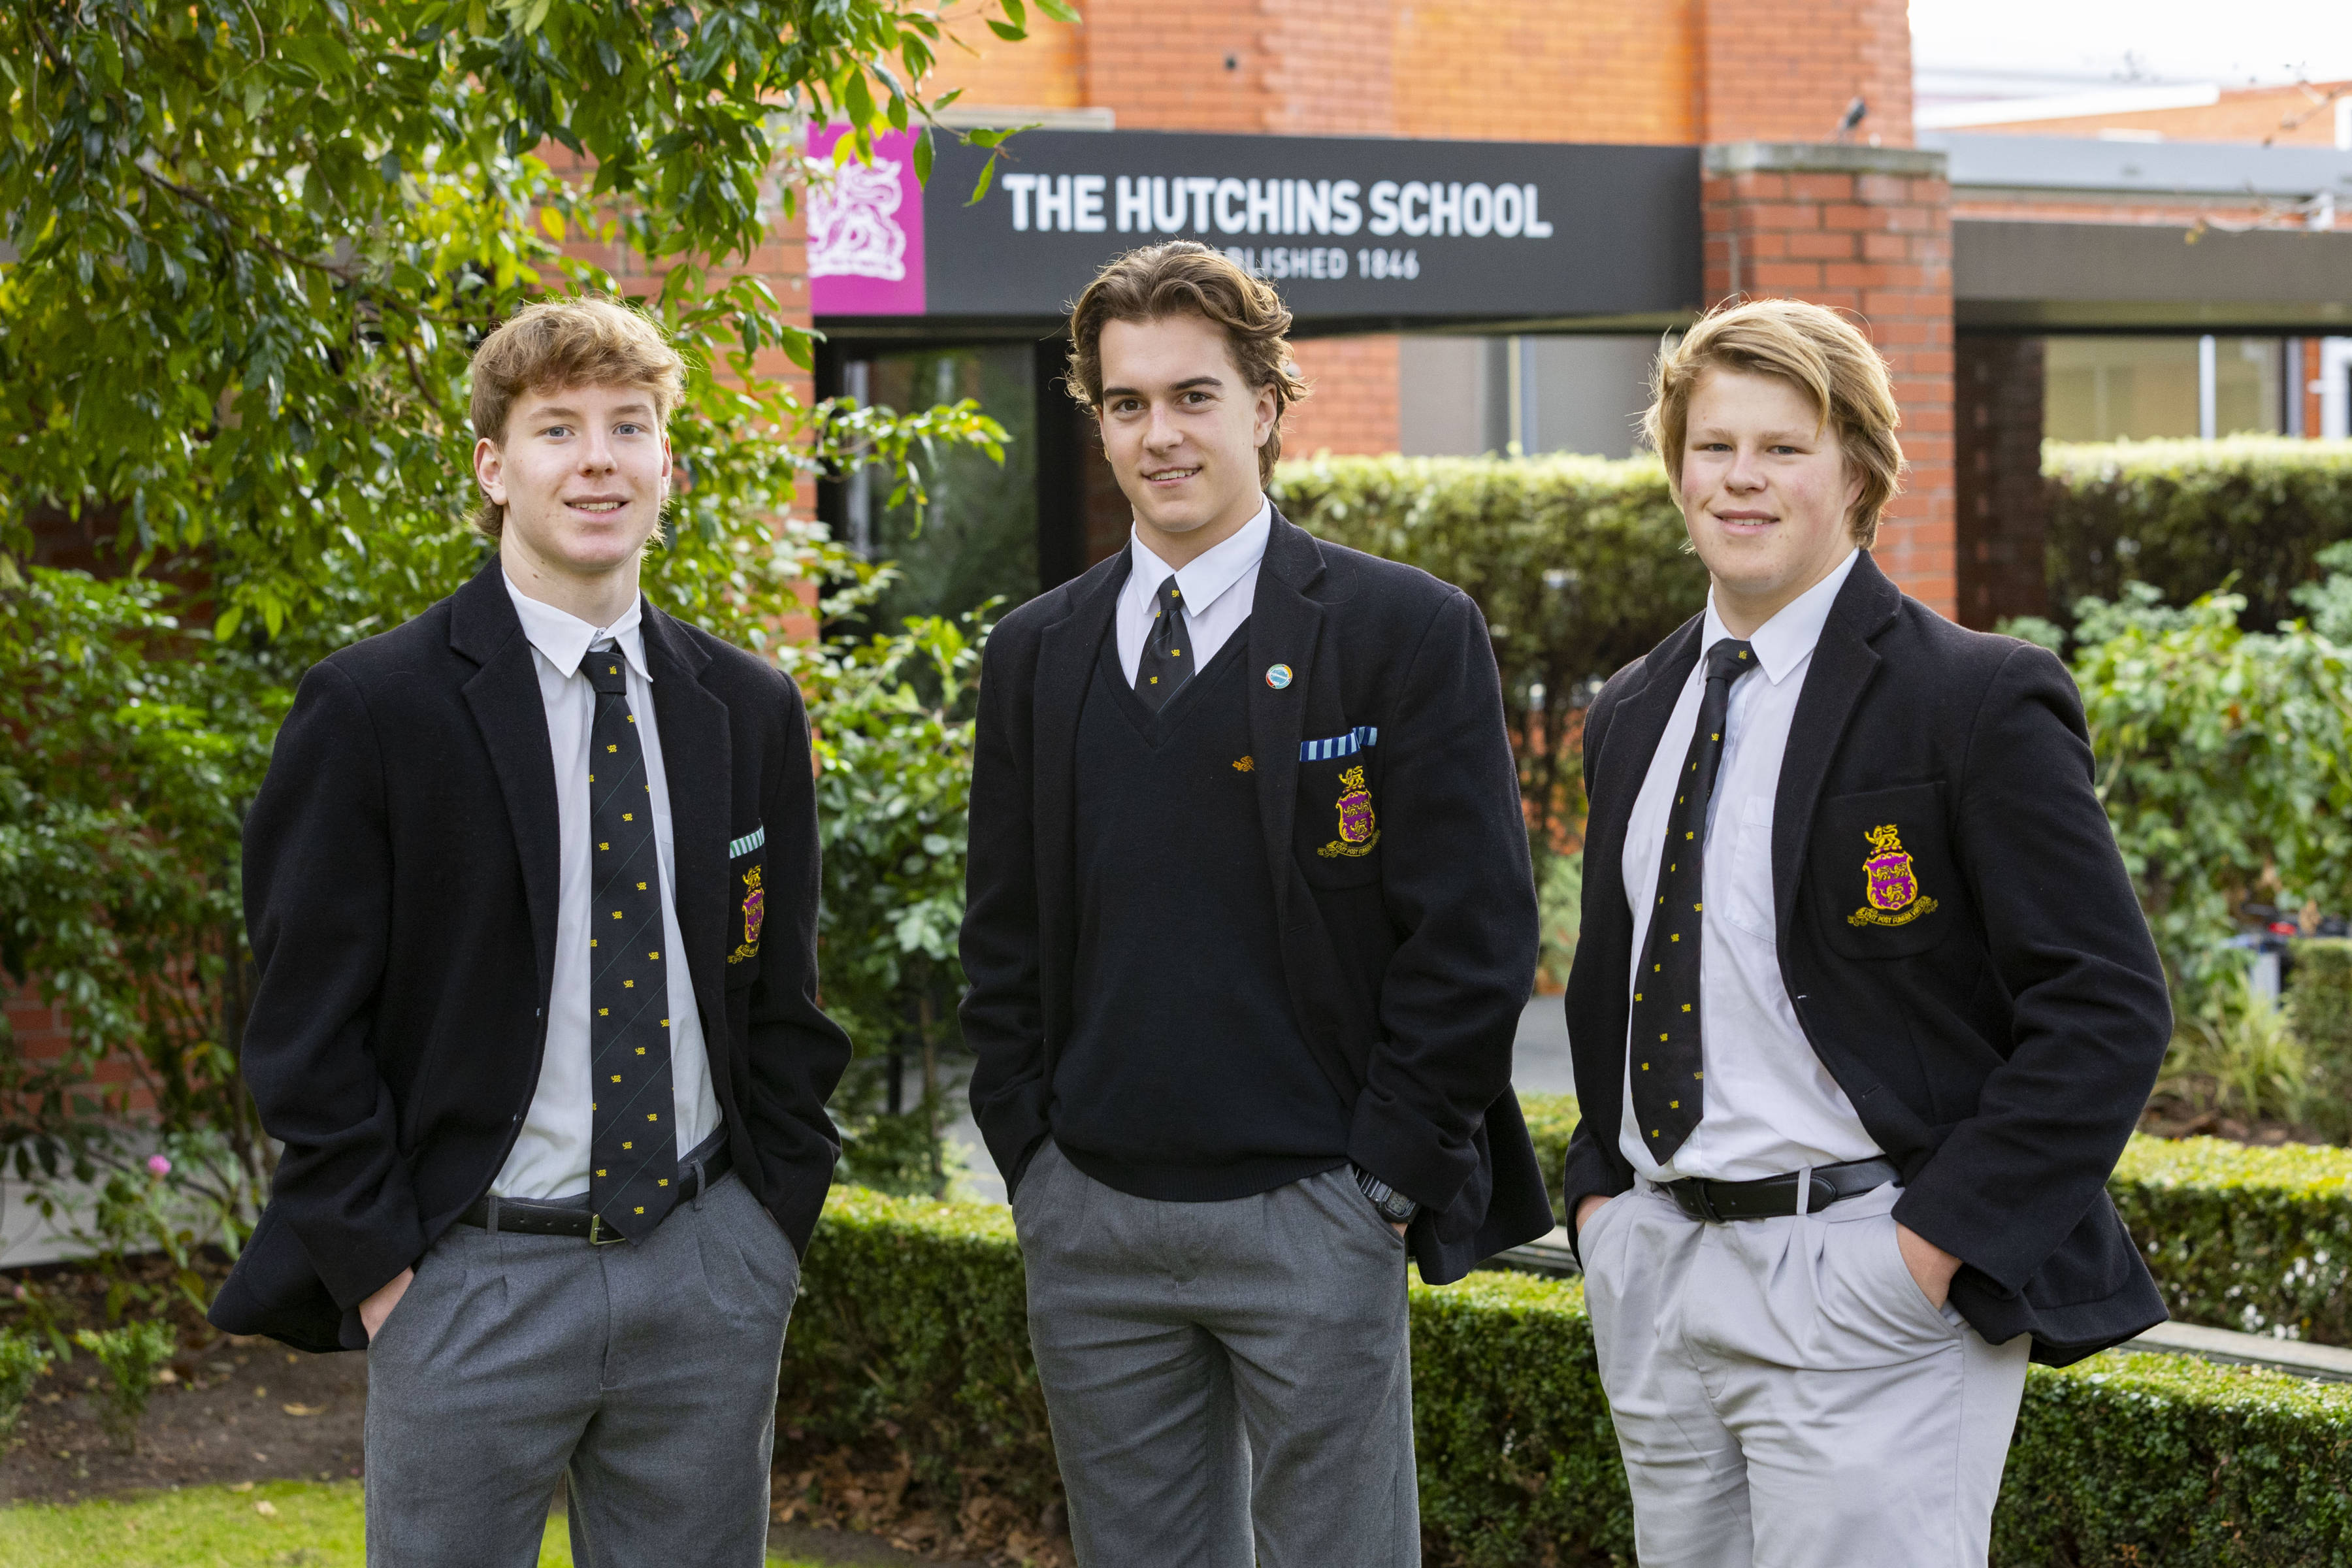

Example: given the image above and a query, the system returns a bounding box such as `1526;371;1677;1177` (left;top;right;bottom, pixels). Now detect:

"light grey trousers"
363;1171;799;1567
1579;1179;2032;1568
1014;1141;1420;1568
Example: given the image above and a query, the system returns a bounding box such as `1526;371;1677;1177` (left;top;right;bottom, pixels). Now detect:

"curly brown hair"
1064;242;1311;485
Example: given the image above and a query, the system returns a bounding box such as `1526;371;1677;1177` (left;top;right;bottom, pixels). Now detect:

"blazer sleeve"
1889;642;2172;1290
1347;590;1541;1213
1560;685;1636;1241
741;670;855;1250
957;628;1051;1190
238;660;423;1310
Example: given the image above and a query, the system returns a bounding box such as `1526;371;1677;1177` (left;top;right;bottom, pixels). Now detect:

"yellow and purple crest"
1848;823;1938;928
1318;765;1382;858
729;865;766;964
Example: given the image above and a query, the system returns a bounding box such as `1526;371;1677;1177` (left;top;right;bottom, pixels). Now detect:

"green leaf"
1037;0;1083;20
966;154;998;206
987;19;1026;42
911;127;934;187
1000;0;1029;29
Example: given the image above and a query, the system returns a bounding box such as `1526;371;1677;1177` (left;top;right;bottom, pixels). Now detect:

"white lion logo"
809;158;908;282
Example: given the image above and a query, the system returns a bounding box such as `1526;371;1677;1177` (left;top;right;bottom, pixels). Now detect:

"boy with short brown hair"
212;296;851;1566
961;242;1555;1566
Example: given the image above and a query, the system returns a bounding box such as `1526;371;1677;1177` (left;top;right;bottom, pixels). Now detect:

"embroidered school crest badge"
1318;765;1382;858
1847;823;1939;928
729;865;766;964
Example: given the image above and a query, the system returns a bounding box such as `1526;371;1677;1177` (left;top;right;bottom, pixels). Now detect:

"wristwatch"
1352;1165;1420;1224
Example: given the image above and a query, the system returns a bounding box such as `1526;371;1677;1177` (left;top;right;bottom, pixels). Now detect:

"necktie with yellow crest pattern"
1630;637;1755;1163
585;644;679;1239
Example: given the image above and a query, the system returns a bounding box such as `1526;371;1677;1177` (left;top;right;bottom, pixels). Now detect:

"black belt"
459;1139;732;1244
1658;1156;1899;1224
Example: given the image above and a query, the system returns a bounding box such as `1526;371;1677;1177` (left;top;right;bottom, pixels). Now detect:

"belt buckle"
586;1213;627;1247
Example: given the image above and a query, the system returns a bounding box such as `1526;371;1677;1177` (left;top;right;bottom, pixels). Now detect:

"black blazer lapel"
1247;514;1328;930
1771;552;1903;943
1030;550;1128;1067
450;563;563;1005
641;606;731;1033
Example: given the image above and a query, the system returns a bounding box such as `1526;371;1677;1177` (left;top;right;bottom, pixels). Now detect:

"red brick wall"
1394;1;1701;144
3;988;157;1117
1286;336;1403;457
1703;144;1955;615
1699;0;1914;148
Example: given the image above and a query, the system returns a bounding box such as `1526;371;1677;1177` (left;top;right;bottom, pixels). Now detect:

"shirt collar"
1701;547;1859;685
1128;498;1273;617
502;570;650;683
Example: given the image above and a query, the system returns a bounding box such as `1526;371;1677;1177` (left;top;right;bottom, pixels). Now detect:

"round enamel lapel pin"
1266;663;1293;689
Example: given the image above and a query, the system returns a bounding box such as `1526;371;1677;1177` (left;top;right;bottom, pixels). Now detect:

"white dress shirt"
1615;549;1882;1183
1115;499;1271;685
493;574;722;1200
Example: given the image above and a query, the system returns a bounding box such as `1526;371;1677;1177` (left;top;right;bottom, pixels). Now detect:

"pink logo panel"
808;125;927;316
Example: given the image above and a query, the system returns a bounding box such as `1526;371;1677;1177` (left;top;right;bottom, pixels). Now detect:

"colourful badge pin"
1266;663;1294;689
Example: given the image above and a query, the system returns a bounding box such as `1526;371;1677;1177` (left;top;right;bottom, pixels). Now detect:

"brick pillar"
1702;142;1955;616
1286;336;1402;457
1955;335;2049;630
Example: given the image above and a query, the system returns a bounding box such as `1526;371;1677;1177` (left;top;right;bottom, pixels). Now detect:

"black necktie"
1134;574;1190;713
585;644;679;1239
1629;638;1756;1164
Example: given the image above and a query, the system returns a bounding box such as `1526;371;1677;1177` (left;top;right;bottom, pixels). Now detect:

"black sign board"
811;129;1702;333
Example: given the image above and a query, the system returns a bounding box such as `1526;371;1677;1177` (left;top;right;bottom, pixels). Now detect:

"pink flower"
146;1154;172;1178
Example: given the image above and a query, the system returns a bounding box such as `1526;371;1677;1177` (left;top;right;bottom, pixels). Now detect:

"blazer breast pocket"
1295;728;1382;889
1809;783;1955;960
726;823;766;983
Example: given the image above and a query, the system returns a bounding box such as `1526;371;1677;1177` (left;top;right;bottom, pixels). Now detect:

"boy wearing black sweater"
958;242;1553;1567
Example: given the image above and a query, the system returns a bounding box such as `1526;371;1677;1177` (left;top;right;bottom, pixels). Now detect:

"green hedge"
2113;1136;2352;1345
1521;1092;2352;1347
2045;438;2352;633
786;1187;2352;1566
2291;939;2352;1142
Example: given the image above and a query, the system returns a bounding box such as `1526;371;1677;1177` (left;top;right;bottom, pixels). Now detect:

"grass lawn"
0;1480;825;1567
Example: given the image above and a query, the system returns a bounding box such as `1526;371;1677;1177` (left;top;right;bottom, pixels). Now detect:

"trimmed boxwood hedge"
1520;1092;2352;1347
785;1186;2352;1566
2046;438;2352;634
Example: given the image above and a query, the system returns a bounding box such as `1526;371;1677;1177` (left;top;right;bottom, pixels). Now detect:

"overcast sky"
1910;0;2352;86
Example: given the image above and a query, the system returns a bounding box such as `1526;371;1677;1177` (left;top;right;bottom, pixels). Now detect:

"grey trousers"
363;1171;799;1567
1579;1179;2032;1568
1013;1141;1420;1568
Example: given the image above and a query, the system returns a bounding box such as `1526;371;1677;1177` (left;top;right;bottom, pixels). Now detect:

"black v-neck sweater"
1047;626;1350;1201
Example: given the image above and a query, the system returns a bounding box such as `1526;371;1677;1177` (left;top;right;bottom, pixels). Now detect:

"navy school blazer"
1562;551;2173;1365
210;559;852;1351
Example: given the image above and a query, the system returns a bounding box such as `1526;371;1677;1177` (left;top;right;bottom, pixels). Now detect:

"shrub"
0;1327;50;1447
2061;580;2352;999
2159;977;2319;1132
791;1186;2352;1565
72;1319;176;1455
2046;438;2352;635
2110;1135;2352;1345
1521;1093;2352;1346
2289;939;2352;1143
